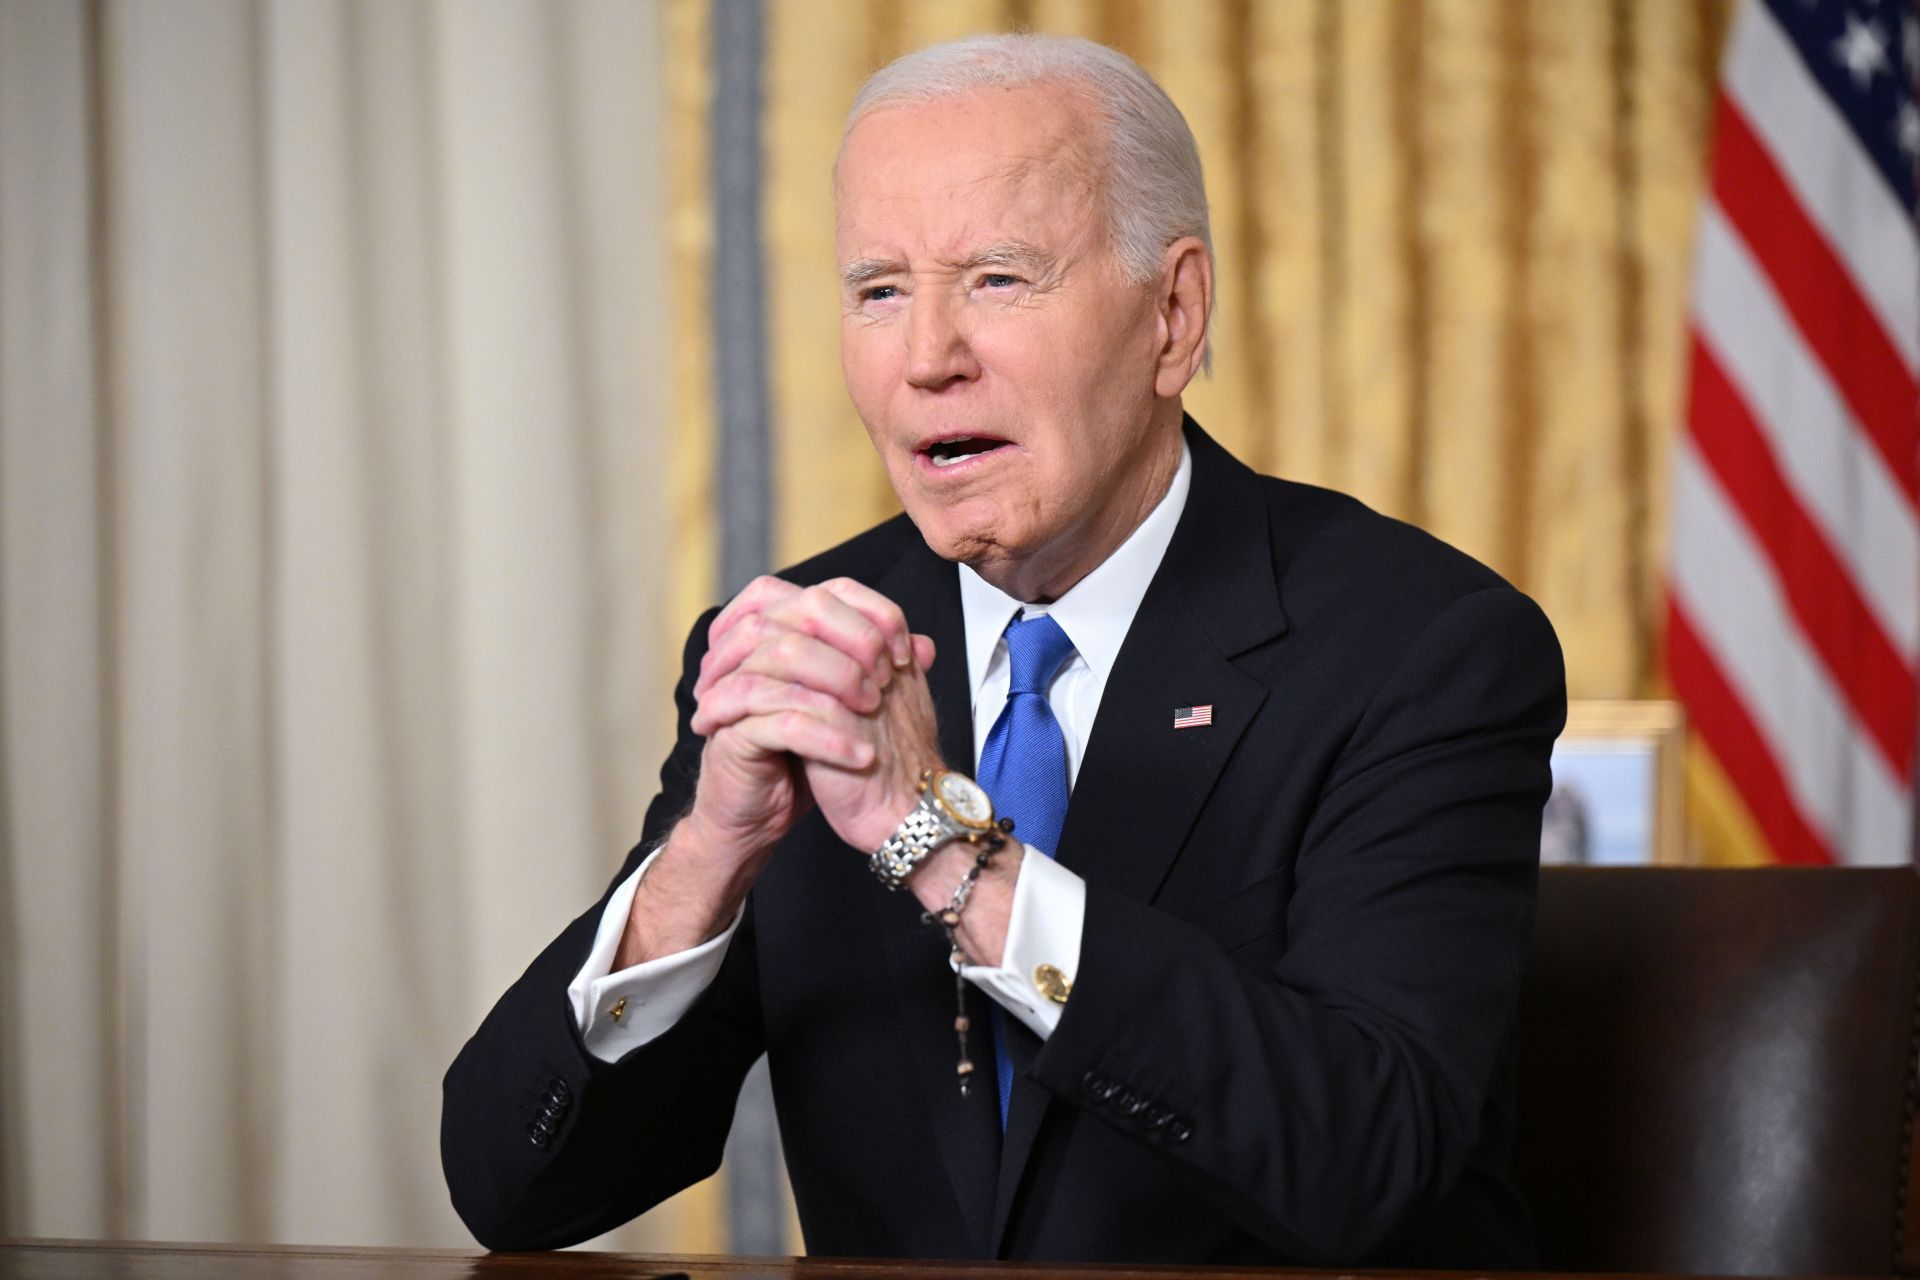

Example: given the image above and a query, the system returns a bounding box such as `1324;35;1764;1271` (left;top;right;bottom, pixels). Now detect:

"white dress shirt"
568;440;1193;1062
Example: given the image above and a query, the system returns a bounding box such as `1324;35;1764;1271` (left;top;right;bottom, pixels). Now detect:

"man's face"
835;83;1174;584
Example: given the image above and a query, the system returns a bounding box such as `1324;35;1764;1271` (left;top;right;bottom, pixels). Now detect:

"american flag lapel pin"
1173;704;1213;730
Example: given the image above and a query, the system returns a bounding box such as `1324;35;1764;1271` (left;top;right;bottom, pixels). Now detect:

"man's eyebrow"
953;241;1054;273
841;258;902;291
840;242;1059;292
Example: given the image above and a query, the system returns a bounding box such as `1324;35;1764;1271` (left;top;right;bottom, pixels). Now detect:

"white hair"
843;33;1213;291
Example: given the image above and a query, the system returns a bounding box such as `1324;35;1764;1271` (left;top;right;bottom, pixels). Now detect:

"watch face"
935;772;993;828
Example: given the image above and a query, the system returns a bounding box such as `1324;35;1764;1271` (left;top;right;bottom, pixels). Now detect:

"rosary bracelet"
920;816;1016;1097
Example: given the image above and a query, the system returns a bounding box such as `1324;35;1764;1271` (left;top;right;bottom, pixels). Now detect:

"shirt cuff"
959;844;1086;1039
566;844;745;1063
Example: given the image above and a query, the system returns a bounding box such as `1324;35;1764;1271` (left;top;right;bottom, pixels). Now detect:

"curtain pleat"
0;0;117;1239
765;0;896;570
669;0;720;642
1417;0;1517;562
101;0;278;1239
1524;0;1634;692
1248;2;1327;487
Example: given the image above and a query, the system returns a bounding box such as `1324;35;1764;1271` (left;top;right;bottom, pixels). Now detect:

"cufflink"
608;997;627;1024
1032;964;1071;1004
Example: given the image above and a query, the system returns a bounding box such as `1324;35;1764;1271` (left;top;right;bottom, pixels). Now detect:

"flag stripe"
1710;91;1920;505
1691;203;1919;655
1666;597;1834;865
1687;334;1916;778
1671;445;1910;865
1724;1;1920;373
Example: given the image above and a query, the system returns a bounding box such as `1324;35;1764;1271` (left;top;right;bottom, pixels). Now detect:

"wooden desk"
0;1239;1448;1279
0;1239;1836;1280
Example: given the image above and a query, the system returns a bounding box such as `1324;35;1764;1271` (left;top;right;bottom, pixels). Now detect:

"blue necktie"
975;612;1076;1127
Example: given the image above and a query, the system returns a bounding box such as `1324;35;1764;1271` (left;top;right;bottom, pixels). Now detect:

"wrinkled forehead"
833;86;1107;249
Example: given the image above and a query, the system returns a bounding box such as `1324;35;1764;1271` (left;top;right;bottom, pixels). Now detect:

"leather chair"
1514;866;1920;1276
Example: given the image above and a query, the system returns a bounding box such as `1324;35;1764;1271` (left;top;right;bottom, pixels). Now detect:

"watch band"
869;802;953;890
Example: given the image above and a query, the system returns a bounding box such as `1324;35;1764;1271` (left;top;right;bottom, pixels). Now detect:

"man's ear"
1153;237;1213;398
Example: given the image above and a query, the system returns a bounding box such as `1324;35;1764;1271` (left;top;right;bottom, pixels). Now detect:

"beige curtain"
685;0;1738;705
0;0;719;1251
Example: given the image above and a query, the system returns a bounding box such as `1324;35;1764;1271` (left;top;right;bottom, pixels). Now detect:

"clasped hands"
691;574;944;856
621;576;1019;968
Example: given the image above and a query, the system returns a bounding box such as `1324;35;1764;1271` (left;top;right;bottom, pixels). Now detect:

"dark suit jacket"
441;421;1567;1266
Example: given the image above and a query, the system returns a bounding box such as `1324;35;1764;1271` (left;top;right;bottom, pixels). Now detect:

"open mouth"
920;435;1012;469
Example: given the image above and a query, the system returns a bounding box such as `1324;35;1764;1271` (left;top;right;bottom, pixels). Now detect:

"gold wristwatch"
868;769;997;889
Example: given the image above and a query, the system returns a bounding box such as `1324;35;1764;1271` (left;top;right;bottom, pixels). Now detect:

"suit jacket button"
1165;1116;1194;1143
1145;1105;1172;1128
1118;1093;1147;1117
548;1079;570;1104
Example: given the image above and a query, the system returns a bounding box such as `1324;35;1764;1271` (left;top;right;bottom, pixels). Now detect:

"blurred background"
0;0;1822;1258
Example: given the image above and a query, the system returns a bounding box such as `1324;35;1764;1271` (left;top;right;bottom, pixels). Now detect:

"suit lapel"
1060;422;1287;897
868;529;1002;1252
990;422;1289;1251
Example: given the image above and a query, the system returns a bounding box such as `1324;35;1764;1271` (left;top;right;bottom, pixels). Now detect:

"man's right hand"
614;576;918;967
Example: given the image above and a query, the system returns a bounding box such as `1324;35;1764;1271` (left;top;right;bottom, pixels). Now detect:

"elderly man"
442;33;1564;1267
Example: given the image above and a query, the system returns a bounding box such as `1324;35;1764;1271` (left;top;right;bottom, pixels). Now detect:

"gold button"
1032;964;1072;1005
608;997;627;1024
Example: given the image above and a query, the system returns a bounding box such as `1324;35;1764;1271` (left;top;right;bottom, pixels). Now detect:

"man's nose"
903;292;979;389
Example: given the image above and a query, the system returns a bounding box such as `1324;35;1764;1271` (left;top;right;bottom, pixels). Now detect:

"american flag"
1664;0;1920;865
1174;705;1213;730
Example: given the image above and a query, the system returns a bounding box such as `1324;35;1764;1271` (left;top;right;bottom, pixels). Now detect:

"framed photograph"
1543;701;1686;866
